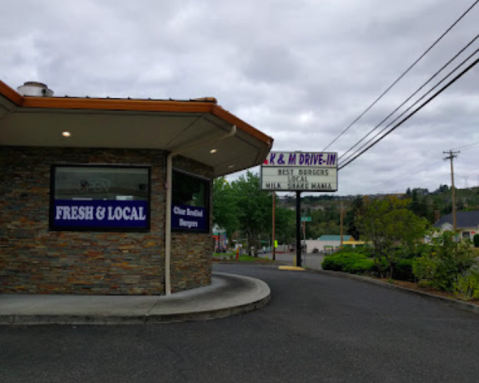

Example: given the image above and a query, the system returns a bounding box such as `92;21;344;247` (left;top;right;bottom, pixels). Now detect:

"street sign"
260;151;338;192
301;217;311;222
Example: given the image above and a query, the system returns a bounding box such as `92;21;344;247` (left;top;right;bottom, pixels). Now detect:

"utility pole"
443;150;459;232
340;200;344;248
272;192;276;261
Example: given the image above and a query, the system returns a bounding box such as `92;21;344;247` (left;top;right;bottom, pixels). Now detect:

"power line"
338;55;479;171
322;0;479;152
339;31;479;161
339;44;479;166
339;41;479;167
450;140;479;151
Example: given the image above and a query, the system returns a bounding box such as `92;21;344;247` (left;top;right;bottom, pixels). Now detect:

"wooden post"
340;200;344;249
444;150;459;232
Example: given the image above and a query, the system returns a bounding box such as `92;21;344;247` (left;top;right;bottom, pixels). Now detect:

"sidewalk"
0;272;271;325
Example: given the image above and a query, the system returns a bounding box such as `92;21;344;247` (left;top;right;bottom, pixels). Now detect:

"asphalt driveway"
1;264;478;383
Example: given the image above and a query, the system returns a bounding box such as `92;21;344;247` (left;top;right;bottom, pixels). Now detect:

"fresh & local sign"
261;151;338;191
53;200;148;229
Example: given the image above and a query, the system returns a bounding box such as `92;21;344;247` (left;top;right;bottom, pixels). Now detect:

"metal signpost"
261;151;338;267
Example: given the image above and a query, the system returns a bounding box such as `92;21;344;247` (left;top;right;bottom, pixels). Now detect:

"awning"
0;80;273;177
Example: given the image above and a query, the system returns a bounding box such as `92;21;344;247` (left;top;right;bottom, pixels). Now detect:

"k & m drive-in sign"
260;151;338;191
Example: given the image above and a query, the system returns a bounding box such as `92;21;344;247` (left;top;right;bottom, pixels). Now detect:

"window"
50;164;151;231
171;170;209;232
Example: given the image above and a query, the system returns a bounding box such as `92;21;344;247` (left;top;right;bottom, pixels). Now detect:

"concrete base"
0;272;271;325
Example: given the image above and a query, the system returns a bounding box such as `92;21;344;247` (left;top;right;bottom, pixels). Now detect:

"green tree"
212;177;240;240
231;171;272;255
275;207;295;245
358;196;428;278
344;196;363;240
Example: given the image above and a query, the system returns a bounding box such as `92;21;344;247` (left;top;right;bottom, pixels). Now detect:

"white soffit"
0;107;270;177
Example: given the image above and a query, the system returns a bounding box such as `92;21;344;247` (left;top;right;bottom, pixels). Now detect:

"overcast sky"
2;0;479;196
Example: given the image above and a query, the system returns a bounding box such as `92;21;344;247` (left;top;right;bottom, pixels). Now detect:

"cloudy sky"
1;0;479;195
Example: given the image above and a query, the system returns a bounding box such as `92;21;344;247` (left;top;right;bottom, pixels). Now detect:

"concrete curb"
0;273;271;325
309;268;479;316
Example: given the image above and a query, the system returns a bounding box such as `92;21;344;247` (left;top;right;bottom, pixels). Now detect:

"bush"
322;252;374;275
404;243;432;259
345;258;375;274
474;234;479;248
453;269;479;301
392;259;414;281
413;231;477;291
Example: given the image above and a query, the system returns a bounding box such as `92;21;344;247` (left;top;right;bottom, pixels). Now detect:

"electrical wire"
339;46;479;168
450;140;479;151
340;45;479;166
339;32;479;161
338;55;479;171
322;0;479;152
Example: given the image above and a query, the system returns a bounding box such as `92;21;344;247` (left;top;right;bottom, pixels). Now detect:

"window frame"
172;169;211;234
49;163;152;232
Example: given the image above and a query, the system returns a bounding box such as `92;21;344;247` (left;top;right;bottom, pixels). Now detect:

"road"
259;251;326;269
1;264;479;383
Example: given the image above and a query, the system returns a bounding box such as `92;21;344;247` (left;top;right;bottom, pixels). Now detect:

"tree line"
213;171;479;249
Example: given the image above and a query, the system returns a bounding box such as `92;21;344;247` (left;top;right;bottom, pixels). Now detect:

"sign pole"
272;192;276;261
296;190;302;267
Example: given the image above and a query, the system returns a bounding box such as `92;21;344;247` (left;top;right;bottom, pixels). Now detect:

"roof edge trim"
0;80;23;105
0;79;273;148
212;105;273;148
22;96;217;114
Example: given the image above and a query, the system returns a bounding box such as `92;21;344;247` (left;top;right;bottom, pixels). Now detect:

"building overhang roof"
0;80;273;177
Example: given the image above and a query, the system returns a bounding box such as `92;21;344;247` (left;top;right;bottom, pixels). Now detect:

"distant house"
304;235;352;253
433;211;479;241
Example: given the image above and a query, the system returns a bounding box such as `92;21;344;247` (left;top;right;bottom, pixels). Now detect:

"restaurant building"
0;80;273;295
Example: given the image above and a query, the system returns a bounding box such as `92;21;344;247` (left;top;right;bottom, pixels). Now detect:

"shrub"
453;269;479;301
404;243;432;259
474;234;479;248
345;258;375;274
321;256;343;271
322;252;374;275
392;259;414;281
413;231;477;291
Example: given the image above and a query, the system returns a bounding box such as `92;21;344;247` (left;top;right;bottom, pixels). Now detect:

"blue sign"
172;204;208;232
53;200;149;229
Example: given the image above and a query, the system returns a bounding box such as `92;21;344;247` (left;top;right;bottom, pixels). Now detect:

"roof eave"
0;81;273;149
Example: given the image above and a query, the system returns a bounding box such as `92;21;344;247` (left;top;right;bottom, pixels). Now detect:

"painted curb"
309;268;479;316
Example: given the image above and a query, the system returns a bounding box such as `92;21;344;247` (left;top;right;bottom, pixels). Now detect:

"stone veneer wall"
171;156;213;292
0;146;213;295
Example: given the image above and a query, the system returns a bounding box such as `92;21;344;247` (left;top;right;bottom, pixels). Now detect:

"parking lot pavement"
2;264;479;383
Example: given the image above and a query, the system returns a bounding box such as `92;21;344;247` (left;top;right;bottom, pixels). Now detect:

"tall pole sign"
261;151;338;267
